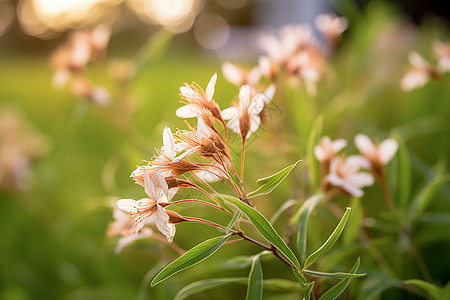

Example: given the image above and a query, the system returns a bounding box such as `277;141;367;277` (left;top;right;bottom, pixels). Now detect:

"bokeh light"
194;12;230;50
0;1;14;37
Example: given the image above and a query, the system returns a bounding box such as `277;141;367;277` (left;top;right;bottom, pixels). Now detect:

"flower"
326;155;374;197
314;136;347;164
131;126;198;185
221;62;261;87
400;52;435;91
314;14;348;46
116;172;176;242
107;208;153;254
221;85;265;141
354;134;398;168
433;40;450;73
176;73;223;121
175;111;228;159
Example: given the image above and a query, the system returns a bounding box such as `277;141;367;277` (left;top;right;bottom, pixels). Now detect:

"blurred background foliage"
0;0;449;299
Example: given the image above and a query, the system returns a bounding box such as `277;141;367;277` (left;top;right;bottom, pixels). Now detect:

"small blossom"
222;62;261;87
315;14;348;46
70;78;111;106
116;172;176;242
131;126;198;185
354;134;398;168
401;52;435;91
258;56;279;81
176;73;223;121
326;155;374;197
314;136;347;163
221;85;265;140
433;40;450;73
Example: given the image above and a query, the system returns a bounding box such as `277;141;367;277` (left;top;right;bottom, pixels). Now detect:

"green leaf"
303;281;315;300
394;134;411;209
222;195;301;270
304;269;365;279
404;279;443;300
261;279;302;292
227;210;242;233
270;199;297;224
151;235;230;287
343;197;361;246
215;195;235;214
418;213;450;224
304;207;351;269
318;258;360;300
292;194;323;262
248;160;302;198
408;174;448;221
307;115;323;191
174;278;247;300
246;256;263;300
292;268;308;285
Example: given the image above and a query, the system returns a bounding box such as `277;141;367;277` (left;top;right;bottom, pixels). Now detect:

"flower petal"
205;73;217;102
221;107;239;120
378;138;398;165
222;62;244;86
354;134;375;157
116;199;139;214
332;139;347;153
239;85;251;107
176;104;199;118
163;126;176;159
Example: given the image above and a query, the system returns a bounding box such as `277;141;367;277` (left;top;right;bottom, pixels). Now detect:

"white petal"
261;84;276;104
115;228;152;254
400;70;429;91
222;62;244;86
248;67;262;84
409;52;428;69
144;172;159;200
205;73;217;102
226;116;240;135
116;199;138;214
179;84;197;99
162;126;176;159
314;145;326;161
354;134;375;157
239;85;251;107
327;173;345;187
155;206;175;241
154;172;169;199
347;173;374;188
176;105;199;118
247;116;261;139
196;116;211;143
221;107;239;120
347;155;371;169
250;95;265;115
332;139;347;153
341;182;364;197
378;139;398;164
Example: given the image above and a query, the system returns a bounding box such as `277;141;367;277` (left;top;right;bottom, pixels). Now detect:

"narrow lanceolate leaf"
246;256;263;300
292;268;308;285
395;135;411;209
227;210;242;233
304;207;351;269
151;235;230;287
307;115;323;191
222;195;301;270
270;199;297;224
291;194;323;262
304;269;366;279
318;258;360;300
261;279;301;292
404;279;443;300
343;197;361;246
248;160;302;198
408;174;448;221
174;278;247;300
303;281;315;300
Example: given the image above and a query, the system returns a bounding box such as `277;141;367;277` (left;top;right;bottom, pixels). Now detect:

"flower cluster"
222;14;348;96
50;25;111;106
109;73;276;251
315;134;398;197
401;40;450;91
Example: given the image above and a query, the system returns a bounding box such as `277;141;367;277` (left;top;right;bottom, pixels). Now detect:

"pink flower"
315;14;348;45
401;52;433;91
326;155;374;197
314;136;347;163
221;85;265;140
116;172;176;242
222;62;261;87
354;134;398;167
